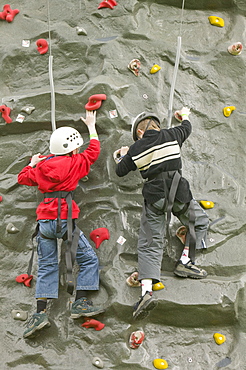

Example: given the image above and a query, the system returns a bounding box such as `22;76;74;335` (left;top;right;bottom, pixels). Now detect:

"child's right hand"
80;110;97;127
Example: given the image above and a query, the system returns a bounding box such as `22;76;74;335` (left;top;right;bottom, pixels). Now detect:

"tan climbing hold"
223;106;236;117
176;226;187;244
208;16;224;27
199;200;214;209
126;272;141;287
213;332;226;345
228;42;243;56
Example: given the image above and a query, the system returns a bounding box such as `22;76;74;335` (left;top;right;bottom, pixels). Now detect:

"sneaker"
174;260;207;279
70;297;105;319
133;291;158;320
23;312;51;338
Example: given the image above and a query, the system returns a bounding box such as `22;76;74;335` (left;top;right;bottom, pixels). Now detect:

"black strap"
144;170;197;262
186;201;196;262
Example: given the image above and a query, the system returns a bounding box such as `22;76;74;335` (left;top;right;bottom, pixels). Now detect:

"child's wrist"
89;133;98;138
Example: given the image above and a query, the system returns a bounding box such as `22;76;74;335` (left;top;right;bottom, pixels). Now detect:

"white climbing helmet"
131;112;160;141
49;126;84;155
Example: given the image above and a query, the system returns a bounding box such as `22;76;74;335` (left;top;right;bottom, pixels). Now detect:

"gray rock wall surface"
1;0;246;369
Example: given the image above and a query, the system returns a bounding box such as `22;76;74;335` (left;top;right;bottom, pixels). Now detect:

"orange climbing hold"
36;39;49;54
0;4;19;22
0;105;12;123
82;318;105;331
85;94;107;111
90;227;110;248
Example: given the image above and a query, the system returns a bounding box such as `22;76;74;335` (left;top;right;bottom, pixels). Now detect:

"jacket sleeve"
170;119;192;146
115;153;137;177
74;139;100;177
80;139;100;164
18;166;38;186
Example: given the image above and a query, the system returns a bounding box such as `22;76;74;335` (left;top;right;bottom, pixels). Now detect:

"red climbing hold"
15;273;33;287
0;4;19;22
98;0;118;9
0;196;3;202
81;318;105;331
0;105;12;123
85;94;107;111
90;227;110;249
36;39;49;55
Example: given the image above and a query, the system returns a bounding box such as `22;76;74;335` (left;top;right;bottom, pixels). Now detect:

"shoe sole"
133;299;158;321
23;321;51;338
174;269;207;279
71;308;105;319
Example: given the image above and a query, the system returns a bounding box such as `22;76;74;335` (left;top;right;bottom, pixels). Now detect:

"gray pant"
137;198;209;282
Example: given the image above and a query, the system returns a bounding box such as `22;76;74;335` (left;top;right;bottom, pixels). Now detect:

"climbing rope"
167;0;186;129
47;0;56;132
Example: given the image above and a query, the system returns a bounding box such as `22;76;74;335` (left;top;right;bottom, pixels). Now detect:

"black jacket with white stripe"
116;119;193;205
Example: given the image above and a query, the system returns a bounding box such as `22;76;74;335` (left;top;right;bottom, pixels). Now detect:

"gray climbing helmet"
131;112;160;141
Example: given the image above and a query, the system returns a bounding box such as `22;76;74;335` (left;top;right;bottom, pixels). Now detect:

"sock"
75;290;87;301
180;246;190;264
141;279;153;296
37;298;47;313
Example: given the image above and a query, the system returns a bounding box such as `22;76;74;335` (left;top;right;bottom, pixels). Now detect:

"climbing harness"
28;191;81;295
47;0;56;132
143;169;196;262
167;0;186;129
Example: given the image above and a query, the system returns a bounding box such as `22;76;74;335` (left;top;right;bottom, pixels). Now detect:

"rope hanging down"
47;0;56;132
167;0;186;129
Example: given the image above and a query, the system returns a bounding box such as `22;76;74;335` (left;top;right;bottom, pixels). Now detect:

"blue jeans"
36;220;99;299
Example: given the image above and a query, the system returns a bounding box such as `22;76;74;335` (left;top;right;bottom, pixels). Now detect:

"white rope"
47;0;56;131
167;0;186;129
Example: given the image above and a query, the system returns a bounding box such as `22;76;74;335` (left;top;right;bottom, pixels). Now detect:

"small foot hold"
92;356;104;369
126;272;141;287
176;226;187;245
228;42;243;55
129;330;145;349
128;59;141;76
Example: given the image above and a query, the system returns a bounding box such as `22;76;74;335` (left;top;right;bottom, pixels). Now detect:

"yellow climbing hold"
153;282;165;291
150;64;161;74
213;333;226;345
200;200;214;209
208;16;224;27
153;359;168;369
223;106;236;117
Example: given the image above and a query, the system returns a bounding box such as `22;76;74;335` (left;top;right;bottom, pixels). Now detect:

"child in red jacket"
18;111;104;338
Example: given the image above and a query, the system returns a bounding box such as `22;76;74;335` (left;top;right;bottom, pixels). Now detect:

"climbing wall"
1;0;246;368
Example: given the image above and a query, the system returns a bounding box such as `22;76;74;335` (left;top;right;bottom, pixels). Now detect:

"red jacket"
18;139;100;220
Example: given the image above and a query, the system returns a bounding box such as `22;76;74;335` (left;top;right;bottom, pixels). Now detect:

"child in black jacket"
114;107;209;320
